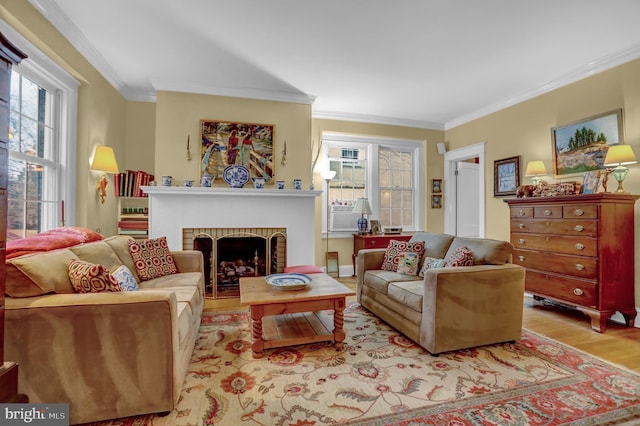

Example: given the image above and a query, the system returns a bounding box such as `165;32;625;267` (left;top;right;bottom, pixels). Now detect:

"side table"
352;233;412;276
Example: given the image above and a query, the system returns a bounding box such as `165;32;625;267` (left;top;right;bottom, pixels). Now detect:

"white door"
456;161;480;237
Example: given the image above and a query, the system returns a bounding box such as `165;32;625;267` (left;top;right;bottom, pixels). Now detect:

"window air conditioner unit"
329;205;359;231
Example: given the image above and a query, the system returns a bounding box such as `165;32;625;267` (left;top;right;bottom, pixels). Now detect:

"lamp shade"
352;198;372;215
604;144;637;167
321;169;336;180
525;160;547;176
91;146;119;174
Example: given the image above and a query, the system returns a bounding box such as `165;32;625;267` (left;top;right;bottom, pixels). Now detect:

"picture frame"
370;219;381;234
431;194;442;209
432;178;442;193
551;109;623;177
580;170;602;194
494;156;521;197
200;120;274;182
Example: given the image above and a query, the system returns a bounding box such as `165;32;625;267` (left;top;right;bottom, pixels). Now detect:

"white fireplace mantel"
142;186;322;266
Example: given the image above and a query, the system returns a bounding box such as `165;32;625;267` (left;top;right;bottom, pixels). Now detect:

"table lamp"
603;144;637;194
91;146;119;203
352;198;372;235
525;160;547;186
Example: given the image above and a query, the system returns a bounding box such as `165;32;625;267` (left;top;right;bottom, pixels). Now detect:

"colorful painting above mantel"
200;120;274;183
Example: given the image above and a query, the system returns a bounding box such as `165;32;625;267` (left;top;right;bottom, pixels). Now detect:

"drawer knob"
573;288;584;296
518;238;525;245
518;255;525;262
575;263;585;271
574;225;584;232
574;208;584;216
518;209;526;217
544;209;552;216
575;243;584;250
518;223;525;229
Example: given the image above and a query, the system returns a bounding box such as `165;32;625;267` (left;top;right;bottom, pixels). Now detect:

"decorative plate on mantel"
222;165;250;188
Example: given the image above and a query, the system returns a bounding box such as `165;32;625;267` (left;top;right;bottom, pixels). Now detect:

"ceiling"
29;0;640;130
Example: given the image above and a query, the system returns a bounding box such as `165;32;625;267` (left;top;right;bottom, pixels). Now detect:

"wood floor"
205;276;640;374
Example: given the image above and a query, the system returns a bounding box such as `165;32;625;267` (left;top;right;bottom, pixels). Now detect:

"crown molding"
312;110;444;130
445;43;640;130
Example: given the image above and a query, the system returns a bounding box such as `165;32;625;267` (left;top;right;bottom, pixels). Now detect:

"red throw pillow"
128;236;178;281
68;259;122;293
381;240;425;272
447;246;474;267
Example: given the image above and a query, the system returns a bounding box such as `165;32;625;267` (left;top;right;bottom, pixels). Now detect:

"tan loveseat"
356;232;525;355
4;235;205;425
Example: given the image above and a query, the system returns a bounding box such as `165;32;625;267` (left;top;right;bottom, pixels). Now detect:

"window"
1;22;79;239
323;133;424;233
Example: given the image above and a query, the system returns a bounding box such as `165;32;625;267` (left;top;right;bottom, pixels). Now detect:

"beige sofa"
356;232;526;355
4;235;204;425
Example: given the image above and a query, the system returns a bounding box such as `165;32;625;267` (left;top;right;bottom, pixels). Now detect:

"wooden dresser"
505;194;638;332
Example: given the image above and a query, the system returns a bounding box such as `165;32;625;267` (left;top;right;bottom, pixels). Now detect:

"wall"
311;119;445;268
445;57;640;305
0;1;128;236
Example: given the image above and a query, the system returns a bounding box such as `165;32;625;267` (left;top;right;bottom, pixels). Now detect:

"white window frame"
1;19;79;228
322;132;424;237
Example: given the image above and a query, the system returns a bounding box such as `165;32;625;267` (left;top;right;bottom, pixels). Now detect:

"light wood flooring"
205;276;640;374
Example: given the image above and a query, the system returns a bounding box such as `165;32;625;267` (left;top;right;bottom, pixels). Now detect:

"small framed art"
432;179;442;193
494;156;521;197
432;194;442;209
580;170;601;194
370;220;381;234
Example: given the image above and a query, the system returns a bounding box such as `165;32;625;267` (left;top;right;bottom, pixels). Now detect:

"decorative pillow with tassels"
128;236;178;281
381;240;425;272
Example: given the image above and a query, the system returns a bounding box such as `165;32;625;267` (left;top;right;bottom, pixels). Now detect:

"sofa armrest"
172;249;204;274
421;263;526;354
5;291;178;423
356;248;386;286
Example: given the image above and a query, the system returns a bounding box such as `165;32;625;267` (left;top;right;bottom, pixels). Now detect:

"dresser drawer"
534;206;562;218
510;219;597;237
525;270;597;308
511;233;597;257
510;207;533;219
563;205;597;219
513;249;597;279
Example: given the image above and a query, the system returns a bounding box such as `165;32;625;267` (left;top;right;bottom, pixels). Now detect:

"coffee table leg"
250;305;264;358
333;298;346;349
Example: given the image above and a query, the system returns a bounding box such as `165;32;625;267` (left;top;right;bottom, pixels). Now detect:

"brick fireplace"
142;186;322;297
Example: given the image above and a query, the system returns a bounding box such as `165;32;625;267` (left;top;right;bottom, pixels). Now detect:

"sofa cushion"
128;237;178;281
419;257;447;277
6;249;79;297
70;241;124;272
444;237;513;265
103;235;141;282
112;265;139;291
409;232;455;261
396;252;420;275
364;270;422;295
68;259;123;293
388;280;424;312
446;246;474;267
381;240;425;271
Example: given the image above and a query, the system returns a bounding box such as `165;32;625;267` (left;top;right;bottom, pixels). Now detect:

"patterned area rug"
90;303;640;425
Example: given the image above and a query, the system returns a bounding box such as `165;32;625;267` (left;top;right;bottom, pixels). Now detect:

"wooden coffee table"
240;273;355;358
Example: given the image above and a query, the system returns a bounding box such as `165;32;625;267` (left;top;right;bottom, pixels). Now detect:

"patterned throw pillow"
396;252;420;275
447;246;474;267
68;259;122;293
419;257;448;277
112;264;139;291
381;240;425;272
128;236;178;281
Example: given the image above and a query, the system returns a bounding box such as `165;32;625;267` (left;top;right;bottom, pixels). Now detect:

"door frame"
443;142;486;237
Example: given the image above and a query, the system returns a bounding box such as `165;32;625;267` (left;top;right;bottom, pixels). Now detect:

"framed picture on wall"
432;179;442;193
200;120;275;182
551;109;623;176
494;156;521;197
431;194;442;209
